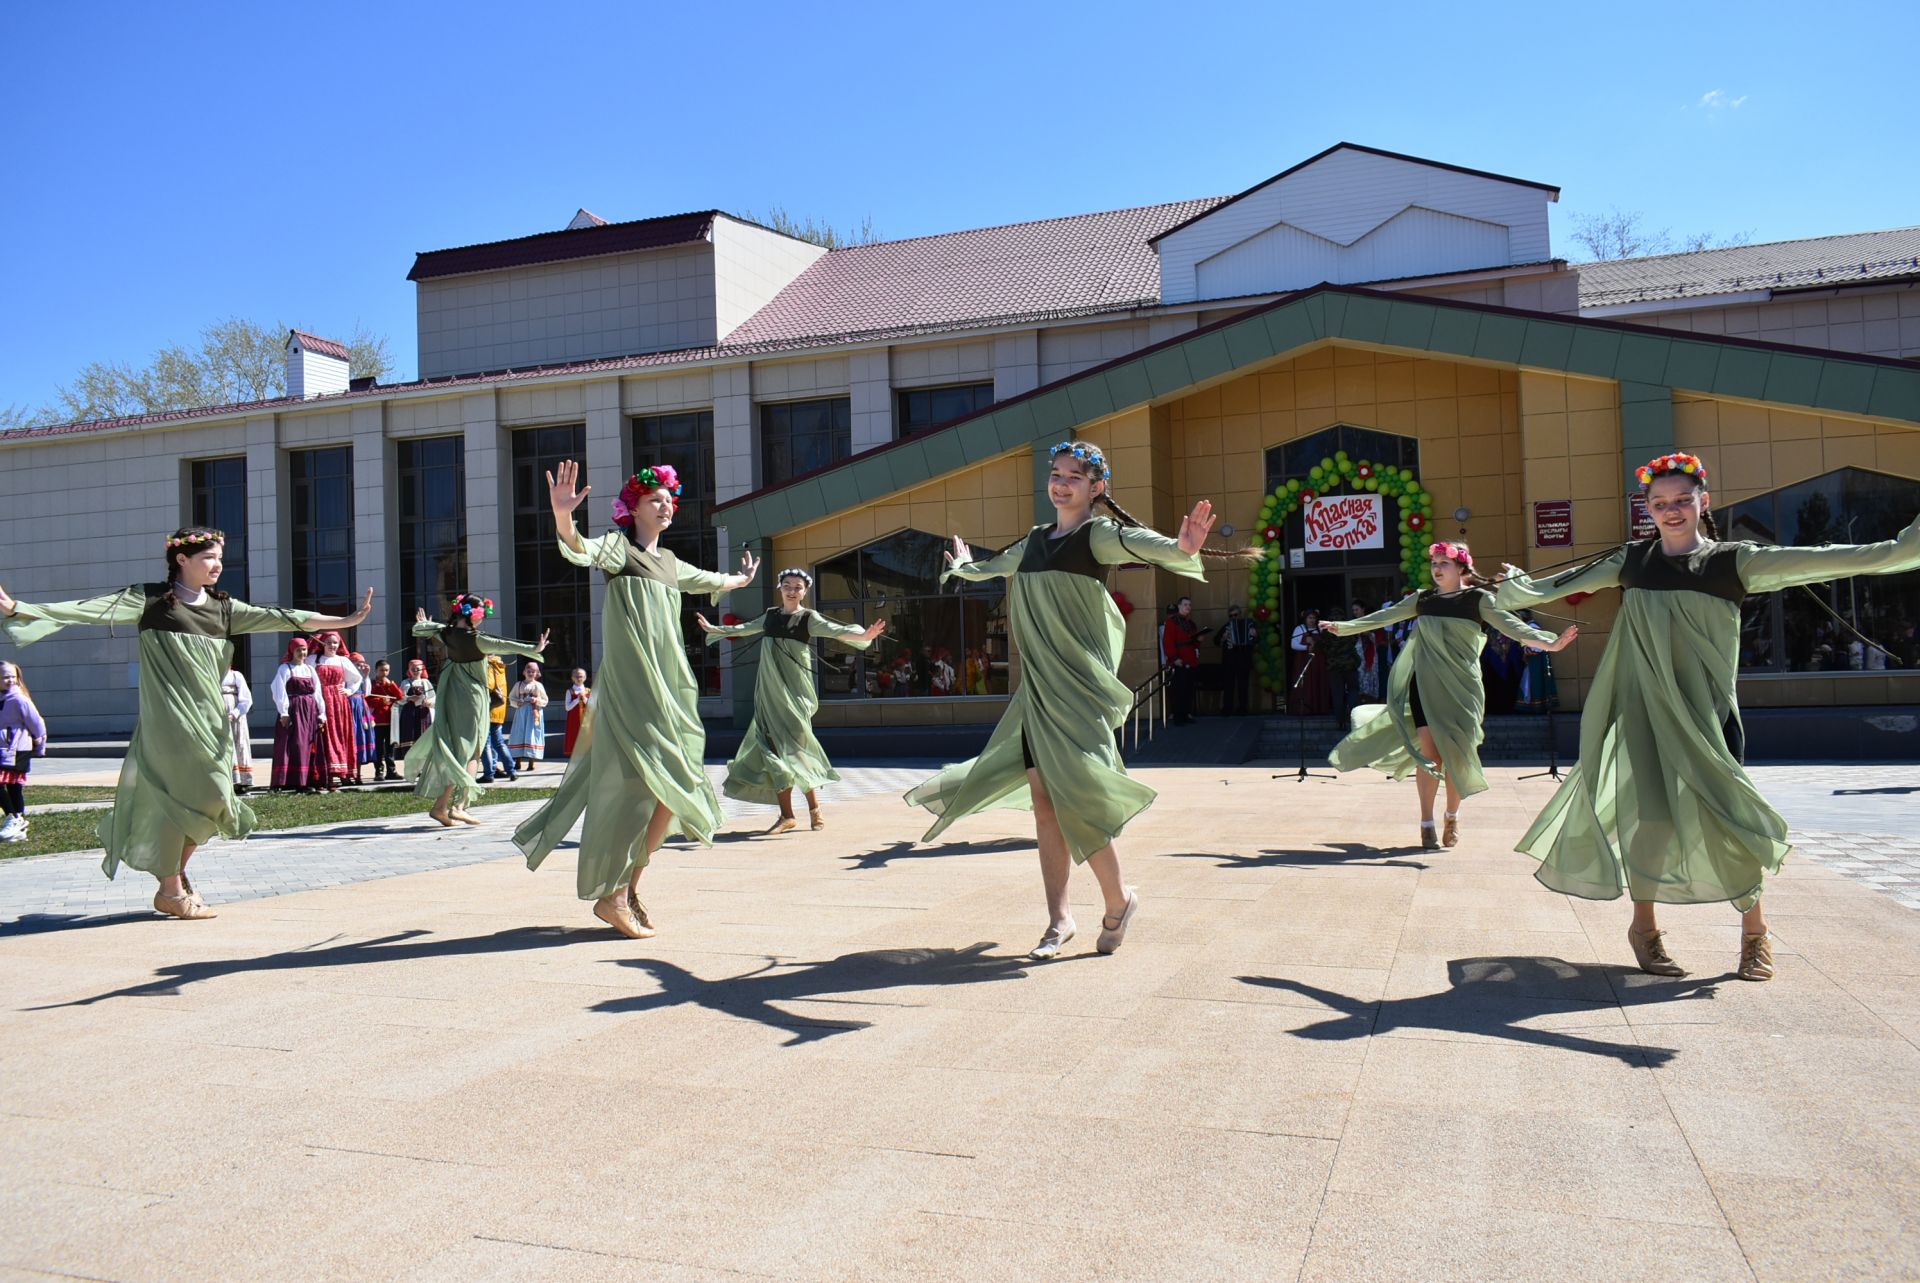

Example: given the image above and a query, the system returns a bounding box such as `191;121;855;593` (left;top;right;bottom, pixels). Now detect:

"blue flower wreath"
1048;440;1112;480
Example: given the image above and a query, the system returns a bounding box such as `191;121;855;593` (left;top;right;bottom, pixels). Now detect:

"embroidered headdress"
1048;440;1111;481
612;464;683;529
776;567;814;587
1427;541;1474;570
1637;452;1708;489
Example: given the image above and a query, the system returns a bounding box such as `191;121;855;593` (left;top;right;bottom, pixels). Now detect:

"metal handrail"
1120;666;1171;757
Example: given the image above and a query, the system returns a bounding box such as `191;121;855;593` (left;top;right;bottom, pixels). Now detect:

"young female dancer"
404;596;547;827
906;440;1245;960
0;661;46;842
507;661;549;770
1498;452;1920;980
515;461;758;938
0;527;371;918
1322;541;1577;850
270;636;327;791
696;568;886;833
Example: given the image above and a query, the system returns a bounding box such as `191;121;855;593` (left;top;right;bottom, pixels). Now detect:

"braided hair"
160;526;231;611
1049;441;1255;564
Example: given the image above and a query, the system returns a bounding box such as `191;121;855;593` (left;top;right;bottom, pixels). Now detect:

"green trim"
716;287;1920;545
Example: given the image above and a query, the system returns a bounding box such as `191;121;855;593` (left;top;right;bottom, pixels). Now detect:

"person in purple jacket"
0;660;49;842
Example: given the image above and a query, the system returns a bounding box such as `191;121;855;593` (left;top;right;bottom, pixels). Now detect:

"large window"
813;530;1008;699
897;382;994;438
190;456;250;671
288;445;355;647
510;425;590;692
1724;468;1920;674
760;396;850;486
397;437;468;674
633;410;721;696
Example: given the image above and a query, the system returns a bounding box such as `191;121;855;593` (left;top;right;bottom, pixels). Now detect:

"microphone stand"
1518;648;1564;782
1276;641;1337;782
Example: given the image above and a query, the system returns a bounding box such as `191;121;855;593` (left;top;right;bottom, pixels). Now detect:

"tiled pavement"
3;759;1913;926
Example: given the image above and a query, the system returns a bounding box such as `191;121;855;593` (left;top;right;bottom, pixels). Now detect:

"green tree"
1567;208;1752;262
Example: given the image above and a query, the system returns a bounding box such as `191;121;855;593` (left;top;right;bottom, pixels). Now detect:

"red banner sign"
1533;500;1573;548
1303;494;1385;552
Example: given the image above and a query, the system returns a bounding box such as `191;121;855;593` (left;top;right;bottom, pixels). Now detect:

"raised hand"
945;535;973;567
1318;620;1341;632
415;607;429;624
859;617;888;642
1499;563;1527;582
537;629;552;653
694;612;719;635
350;587;376;625
1177;500;1218;556
738;550;760;582
0;583;13;616
547;460;590;516
1541;624;1580;653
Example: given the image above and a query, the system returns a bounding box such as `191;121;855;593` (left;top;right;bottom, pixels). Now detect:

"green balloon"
1398;495;1412;509
1335;450;1349;462
1365;479;1380;492
1287;479;1301;492
1318;456;1333;470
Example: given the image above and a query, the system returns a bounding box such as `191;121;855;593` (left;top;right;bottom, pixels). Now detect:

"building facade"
4;143;1917;737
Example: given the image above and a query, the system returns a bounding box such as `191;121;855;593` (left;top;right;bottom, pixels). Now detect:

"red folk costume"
311;632;362;784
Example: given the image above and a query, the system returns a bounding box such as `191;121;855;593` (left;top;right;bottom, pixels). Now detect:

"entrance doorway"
1286;569;1403;635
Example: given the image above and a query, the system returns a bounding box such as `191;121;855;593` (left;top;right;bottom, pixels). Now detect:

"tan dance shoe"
154;888;217;921
1420;824;1441;852
809;808;825;831
1737;932;1775;982
1627;926;1686;977
626;888;656;934
1441;813;1460;848
450;808;481;826
765;815;798;835
1096;888;1140;955
1028;921;1075;961
428;806;455;828
593;893;651;939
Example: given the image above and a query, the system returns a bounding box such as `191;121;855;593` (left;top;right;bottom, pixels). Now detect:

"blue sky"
3;0;1915;414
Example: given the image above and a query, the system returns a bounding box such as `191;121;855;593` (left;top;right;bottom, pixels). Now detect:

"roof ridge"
822;196;1230;253
1586;224;1920;271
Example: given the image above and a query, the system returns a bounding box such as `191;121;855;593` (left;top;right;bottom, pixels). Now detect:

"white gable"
1157;146;1557;304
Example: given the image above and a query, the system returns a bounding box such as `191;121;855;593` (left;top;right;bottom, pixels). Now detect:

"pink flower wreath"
611;464;683;529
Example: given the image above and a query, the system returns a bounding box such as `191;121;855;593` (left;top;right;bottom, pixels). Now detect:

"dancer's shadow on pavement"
594;942;1082;1045
25;926;589;1008
842;837;1032;871
1168;844;1430;872
1240;956;1718;1067
3;911;158;937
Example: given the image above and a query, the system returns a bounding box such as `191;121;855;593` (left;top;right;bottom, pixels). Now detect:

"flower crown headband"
1048;440;1111;481
1637;452;1708;489
776;567;814;587
453;594;495;622
166;529;224;549
612;464;683;529
1428;541;1473;570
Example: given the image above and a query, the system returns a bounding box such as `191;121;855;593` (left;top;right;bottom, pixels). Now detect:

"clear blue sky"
3;0;1915;414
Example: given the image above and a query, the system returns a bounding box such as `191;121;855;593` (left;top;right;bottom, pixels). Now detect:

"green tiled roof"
714;284;1920;543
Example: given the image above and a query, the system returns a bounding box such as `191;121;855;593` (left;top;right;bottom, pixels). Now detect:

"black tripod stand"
1275;645;1338;782
1518;649;1565;782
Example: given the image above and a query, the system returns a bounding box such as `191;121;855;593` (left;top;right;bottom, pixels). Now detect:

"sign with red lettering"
1303;494;1385;552
1628;493;1656;540
1533;500;1573;548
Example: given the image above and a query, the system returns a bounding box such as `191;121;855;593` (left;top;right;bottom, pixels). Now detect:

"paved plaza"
2;760;1919;1280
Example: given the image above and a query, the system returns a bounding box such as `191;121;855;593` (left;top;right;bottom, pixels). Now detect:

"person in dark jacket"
1160;597;1203;725
1213;604;1258;715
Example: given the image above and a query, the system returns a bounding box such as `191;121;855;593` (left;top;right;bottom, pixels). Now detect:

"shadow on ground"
1241;956;1718;1067
594;942;1085;1044
1168;844;1430;871
841;837;1033;870
2;911;159;937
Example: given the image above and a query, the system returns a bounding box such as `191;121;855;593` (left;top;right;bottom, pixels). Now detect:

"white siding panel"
1195;206;1512;296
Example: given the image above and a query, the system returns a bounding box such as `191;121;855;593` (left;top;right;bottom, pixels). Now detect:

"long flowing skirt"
230;715;255;788
350;693;378;765
508;702;547;760
271;694;326;789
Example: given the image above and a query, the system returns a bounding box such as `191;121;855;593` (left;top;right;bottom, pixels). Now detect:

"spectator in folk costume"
364;659;404;780
1213;603;1258;716
1288;609;1332;715
348;652;379;783
0;661;47;842
221;661;254;793
507;660;550;770
563;667;591;757
1160;596;1202;725
397;657;434;758
311;631;362;791
271;636;327;792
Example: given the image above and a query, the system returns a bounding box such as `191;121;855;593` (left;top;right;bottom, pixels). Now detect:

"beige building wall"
415;243;718;379
1617;286;1920;359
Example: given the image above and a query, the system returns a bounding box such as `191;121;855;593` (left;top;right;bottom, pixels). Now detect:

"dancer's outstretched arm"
1493;549;1626;612
1738;515;1920;593
1479;597;1576;651
1323;595;1419;636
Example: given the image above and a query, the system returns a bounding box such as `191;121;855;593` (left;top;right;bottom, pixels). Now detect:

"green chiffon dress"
514;533;729;900
904;518;1205;861
704;607;876;806
402;622;545;809
1327;588;1556;796
1497;518;1920;908
3;585;314;879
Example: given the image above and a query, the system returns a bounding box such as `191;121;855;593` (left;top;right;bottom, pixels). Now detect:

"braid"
160;525;231;609
1095;493;1254;564
1701;509;1721;539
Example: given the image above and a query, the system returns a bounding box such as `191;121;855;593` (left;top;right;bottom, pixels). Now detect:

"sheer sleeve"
476;632;546;662
228;599;318;636
940;535;1029;585
412;621;445;640
806;610;878;652
560;531;630;575
339;659;364;695
1737;517;1920;594
1494;549;1627;612
2;586;145;646
675;560;732;602
1328;594;1420;636
703;613;767;647
1088;520;1206;583
1479;596;1559;646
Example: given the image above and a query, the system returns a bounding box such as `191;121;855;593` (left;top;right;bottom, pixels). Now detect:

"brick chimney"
286;330;350;399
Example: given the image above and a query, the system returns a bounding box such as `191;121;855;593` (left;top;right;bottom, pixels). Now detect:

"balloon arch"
1245;450;1437;694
